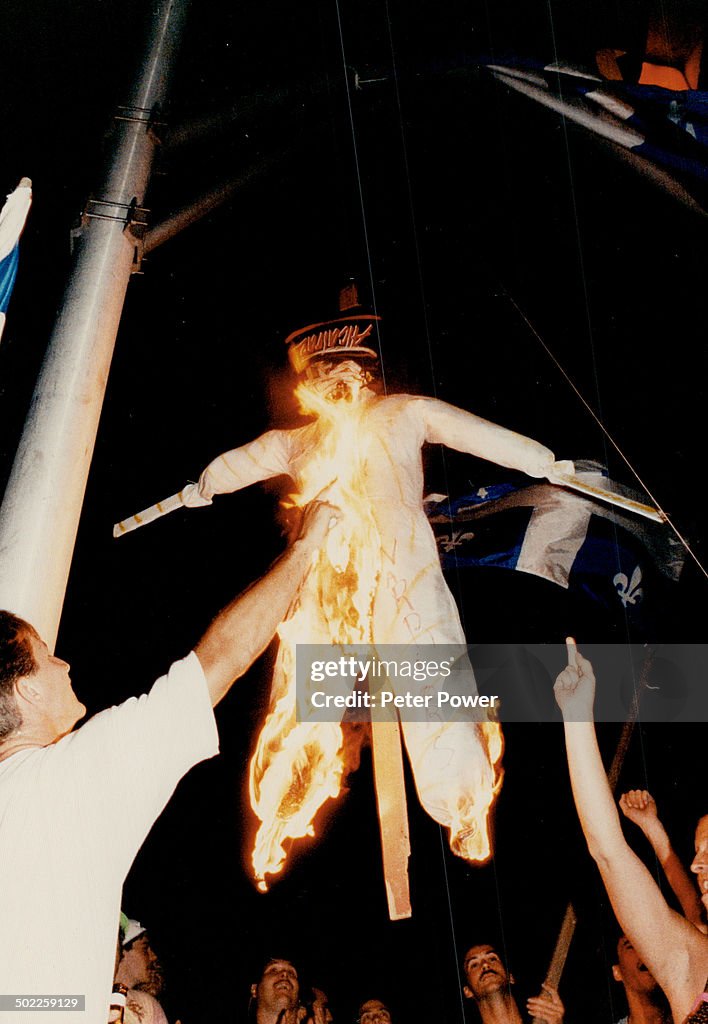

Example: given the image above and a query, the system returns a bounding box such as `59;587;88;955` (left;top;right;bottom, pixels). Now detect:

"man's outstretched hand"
297;496;342;548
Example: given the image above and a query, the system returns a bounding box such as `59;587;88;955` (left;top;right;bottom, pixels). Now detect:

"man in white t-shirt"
0;500;336;1024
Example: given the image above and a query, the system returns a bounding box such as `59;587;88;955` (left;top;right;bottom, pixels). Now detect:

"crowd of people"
107;821;707;1024
0;500;337;1022
0;492;705;1023
555;642;708;1024
2;568;705;1024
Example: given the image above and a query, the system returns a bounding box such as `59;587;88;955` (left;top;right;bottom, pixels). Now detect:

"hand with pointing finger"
553;637;596;720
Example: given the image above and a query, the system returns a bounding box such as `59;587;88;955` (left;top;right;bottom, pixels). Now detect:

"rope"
333;0;388;395
504;290;708;581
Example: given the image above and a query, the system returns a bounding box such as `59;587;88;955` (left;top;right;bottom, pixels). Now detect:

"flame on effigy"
249;374;381;890
445;721;504;863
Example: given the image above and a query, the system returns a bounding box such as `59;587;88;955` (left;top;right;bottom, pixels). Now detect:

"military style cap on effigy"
285;280;381;374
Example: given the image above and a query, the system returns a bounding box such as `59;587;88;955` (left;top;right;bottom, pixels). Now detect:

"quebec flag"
426;461;684;637
480;58;708;212
0;178;32;342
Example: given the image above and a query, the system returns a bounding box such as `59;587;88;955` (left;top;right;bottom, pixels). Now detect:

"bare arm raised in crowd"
554;639;708;1023
620;789;707;934
195;500;338;705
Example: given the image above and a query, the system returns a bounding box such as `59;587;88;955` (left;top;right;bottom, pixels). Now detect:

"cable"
382;0;439;397
503;288;708;581
333;0;388;395
437;824;469;1023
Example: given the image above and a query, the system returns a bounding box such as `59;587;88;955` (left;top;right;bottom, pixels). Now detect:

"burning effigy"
170;295;574;894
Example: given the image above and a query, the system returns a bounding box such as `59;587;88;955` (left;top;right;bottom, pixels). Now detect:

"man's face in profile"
613;936;658;995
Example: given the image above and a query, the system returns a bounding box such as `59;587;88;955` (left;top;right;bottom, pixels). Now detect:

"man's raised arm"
620;789;707;933
195;500;338;705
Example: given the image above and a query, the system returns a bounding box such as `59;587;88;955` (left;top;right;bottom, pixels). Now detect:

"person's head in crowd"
613;935;660;997
691;814;708;913
0;611;84;747
612;934;670;1022
115;918;165;998
463;941;565;1024
250;956;300;1024
357;998;392;1023
462;944;513;1003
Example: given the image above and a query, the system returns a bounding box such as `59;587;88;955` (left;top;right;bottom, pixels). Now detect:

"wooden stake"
550;473;664;523
542;903;578;991
371;703;412;921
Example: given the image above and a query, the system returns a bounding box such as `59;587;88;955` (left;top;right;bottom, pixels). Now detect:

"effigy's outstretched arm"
182;429;294;508
114;430;296;536
418;396;573;481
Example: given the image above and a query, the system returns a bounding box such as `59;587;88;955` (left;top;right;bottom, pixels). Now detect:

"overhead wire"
334;6;473;1016
503;289;708;582
542;0;640;649
331;4;704;1020
333;0;388;395
379;7;477;1017
382;0;440;399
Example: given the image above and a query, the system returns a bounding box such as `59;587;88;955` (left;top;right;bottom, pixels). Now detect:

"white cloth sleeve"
194;429;293;502
418;396;560;478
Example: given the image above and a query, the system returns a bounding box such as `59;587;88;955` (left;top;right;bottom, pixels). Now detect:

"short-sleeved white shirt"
0;652;219;1023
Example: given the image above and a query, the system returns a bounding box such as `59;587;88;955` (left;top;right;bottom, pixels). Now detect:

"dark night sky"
0;1;706;1021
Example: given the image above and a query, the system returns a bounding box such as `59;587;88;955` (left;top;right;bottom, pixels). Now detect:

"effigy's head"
284;282;383;409
300;358;376;405
285;280;381;376
285;311;381;372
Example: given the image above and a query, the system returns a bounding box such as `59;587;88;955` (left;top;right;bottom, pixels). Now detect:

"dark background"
0;1;706;1021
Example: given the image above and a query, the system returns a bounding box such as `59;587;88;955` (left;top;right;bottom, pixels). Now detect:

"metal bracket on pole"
114;103;167;141
82;197;150;226
80;198;150;273
124;201;150;274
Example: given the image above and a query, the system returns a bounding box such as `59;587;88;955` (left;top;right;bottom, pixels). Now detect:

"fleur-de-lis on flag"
613;565;643;607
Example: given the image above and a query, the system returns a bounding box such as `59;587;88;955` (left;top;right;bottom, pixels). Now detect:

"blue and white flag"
426;462;684;632
480;58;707;213
0;178;32;341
